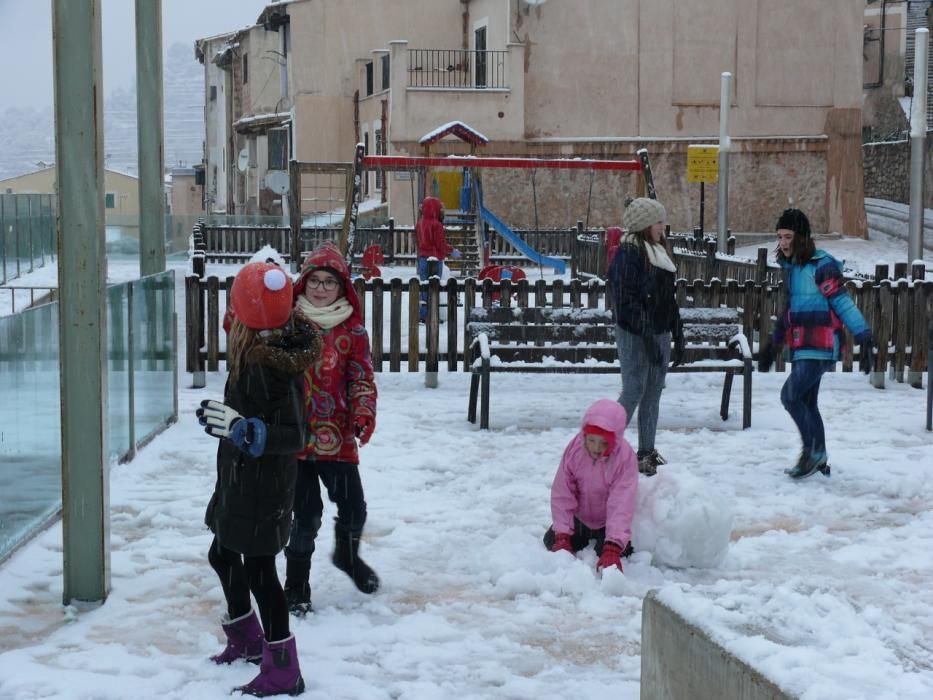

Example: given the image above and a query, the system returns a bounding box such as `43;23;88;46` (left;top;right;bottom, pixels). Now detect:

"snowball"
263;268;287;291
631;465;733;569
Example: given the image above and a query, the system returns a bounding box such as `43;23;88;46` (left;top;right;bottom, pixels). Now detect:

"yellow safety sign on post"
687;145;719;183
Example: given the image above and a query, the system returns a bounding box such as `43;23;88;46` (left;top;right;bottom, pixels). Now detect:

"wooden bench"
466;306;753;430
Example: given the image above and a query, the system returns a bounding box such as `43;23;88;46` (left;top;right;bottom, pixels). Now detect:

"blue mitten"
197;400;267;457
228;417;267;458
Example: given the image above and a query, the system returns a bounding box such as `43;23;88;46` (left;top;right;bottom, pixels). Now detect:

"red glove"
354;415;375;445
596;541;624;572
550;532;574;554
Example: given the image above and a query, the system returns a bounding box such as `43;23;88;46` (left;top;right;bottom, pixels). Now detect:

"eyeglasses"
306;277;339;291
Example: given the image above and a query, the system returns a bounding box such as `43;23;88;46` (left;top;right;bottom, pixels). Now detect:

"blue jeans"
780;360;834;455
285;460;367;559
615;327;670;452
417;256;433;321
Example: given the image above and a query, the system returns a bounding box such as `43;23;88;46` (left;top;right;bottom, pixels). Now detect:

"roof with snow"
233;112;291;135
419;121;489;147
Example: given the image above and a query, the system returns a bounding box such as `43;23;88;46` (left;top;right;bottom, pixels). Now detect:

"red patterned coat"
294;243;377;464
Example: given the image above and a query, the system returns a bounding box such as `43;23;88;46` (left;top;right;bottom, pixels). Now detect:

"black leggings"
208;538;290;642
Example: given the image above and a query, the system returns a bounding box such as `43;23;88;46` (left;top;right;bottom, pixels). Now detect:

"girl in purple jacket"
543;399;639;572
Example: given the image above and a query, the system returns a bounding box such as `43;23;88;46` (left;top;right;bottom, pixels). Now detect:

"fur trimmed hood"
248;316;322;375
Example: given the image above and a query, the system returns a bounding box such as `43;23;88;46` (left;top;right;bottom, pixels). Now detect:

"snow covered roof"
257;0;297;29
419;121;490;147
233;112;291;134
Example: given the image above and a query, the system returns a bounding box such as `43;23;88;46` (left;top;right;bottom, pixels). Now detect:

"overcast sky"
0;0;263;111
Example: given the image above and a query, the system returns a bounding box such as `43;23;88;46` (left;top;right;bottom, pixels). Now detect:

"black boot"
332;525;380;594
283;554;313;616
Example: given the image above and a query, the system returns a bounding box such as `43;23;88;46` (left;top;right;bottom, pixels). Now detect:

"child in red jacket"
415;196;459;321
283;242;379;615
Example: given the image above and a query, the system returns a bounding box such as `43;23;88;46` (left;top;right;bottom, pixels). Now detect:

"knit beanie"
230;262;293;330
622;197;667;234
583;424;616;453
775;208;811;238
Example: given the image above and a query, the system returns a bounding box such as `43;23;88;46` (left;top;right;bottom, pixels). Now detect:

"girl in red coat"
284;242;379;615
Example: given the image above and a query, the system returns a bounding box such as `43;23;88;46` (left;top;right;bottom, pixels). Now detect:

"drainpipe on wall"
381;99;388;204
353;89;360;145
864;0;887;89
461;0;470;51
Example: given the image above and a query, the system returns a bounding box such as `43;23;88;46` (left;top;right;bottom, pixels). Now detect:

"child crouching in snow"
543;399;638;572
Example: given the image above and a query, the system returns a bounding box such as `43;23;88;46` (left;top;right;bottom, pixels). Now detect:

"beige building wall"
863;1;909;138
0;167;140;220
288;0;461;164
197;32;237;214
200;0;869;234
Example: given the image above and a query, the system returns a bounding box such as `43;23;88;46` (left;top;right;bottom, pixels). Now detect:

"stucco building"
0;166;140;222
197;0;868;236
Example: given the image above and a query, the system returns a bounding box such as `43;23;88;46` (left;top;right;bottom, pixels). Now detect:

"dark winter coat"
293;244;378;464
204;320;321;557
608;240;680;337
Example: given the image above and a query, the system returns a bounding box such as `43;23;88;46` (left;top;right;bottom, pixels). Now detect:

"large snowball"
631;465;733;569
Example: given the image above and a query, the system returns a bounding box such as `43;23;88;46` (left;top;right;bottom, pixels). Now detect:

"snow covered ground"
0;227;931;699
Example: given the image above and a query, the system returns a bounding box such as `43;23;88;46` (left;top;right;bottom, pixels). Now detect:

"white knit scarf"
621;233;677;272
295;296;353;329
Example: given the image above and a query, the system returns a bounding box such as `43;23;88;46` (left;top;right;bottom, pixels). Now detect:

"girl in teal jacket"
759;209;873;479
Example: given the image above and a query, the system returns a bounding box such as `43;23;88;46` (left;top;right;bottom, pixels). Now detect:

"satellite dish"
265;170;290;195
237;148;249;172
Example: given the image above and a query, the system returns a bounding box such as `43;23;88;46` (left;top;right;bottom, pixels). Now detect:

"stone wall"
862;137;933;208
439;141;828;235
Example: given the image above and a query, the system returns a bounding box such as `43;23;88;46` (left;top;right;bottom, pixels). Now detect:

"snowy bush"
631;465;733;569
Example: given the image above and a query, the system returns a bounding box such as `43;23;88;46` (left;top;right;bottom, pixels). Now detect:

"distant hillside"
0;42;203;182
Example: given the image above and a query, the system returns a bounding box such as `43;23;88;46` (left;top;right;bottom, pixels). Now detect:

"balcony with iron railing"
388;41;525;142
407;48;508;90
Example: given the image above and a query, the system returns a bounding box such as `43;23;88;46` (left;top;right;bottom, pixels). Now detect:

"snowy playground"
0;224;932;699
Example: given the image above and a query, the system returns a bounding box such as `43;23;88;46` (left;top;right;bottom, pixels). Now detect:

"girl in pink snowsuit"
543;399;639;572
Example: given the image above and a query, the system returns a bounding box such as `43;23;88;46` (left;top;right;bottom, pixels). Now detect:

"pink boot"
211;608;264;665
236;635;305;697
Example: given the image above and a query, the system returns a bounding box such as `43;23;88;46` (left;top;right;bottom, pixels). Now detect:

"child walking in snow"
198;261;321;697
758;208;874;479
283;242;380;615
543;399;639;572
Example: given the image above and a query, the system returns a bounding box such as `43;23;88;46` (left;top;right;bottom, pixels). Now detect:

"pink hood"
550;399;638;546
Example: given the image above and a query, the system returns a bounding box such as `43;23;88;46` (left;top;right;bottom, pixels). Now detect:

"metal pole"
717;72;732;251
909;28;928;266
136;0;166;276
52;0;110;605
699;182;705;237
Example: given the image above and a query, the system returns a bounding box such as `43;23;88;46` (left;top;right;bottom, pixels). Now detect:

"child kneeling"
543;399;638;572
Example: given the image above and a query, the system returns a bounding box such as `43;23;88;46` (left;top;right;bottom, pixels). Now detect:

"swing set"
361;149;656;274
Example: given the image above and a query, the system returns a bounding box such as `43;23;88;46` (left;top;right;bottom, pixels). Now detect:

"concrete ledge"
640;590;795;700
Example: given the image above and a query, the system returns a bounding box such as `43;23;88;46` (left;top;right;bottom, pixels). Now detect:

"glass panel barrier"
108;283;132;460
0;302;61;559
0;270;177;561
131;271;176;445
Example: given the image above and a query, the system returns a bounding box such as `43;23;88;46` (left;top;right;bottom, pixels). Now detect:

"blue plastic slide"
475;184;566;274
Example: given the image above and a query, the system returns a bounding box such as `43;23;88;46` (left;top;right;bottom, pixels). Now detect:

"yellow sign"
687;145;719;183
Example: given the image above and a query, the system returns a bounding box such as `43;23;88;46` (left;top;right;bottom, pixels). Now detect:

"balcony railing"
407;48;507;89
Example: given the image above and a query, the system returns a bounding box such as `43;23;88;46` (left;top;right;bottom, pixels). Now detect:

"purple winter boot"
236;635;305;697
211;608;264;665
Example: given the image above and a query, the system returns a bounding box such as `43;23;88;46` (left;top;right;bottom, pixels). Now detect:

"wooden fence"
185;274;933;388
195;221;586;268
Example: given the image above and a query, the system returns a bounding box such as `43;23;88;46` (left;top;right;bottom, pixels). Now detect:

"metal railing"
407;49;508;89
